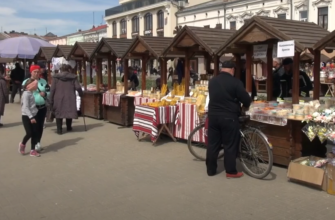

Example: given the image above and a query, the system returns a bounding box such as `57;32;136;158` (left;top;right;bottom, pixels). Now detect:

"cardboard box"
287;157;327;191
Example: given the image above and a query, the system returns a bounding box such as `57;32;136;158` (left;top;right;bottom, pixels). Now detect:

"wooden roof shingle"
90;38;133;60
162;26;236;56
35;47;56;61
53;45;73;59
216;16;330;55
313;30;335;50
68;42;98;60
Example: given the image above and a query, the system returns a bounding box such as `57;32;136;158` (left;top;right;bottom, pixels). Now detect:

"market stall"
215;16;330;166
90;38;133;125
67;42;103;119
34;47;56;84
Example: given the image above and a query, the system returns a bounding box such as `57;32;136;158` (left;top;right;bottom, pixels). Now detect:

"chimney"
215;23;222;29
92;25;95;29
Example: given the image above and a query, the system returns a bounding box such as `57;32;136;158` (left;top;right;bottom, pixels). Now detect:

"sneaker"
35;143;44;153
30;150;40;157
226;172;244;179
18;143;26;155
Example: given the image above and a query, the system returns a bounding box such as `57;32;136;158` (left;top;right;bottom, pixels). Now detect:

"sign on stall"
272;45;277;58
253;44;268;58
277;40;295;58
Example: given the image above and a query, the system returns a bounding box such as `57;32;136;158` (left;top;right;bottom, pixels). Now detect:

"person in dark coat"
0;71;9;126
10;63;25;103
272;58;284;99
50;64;83;135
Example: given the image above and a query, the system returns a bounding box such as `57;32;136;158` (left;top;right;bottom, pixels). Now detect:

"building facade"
49;36;67;46
177;0;335;32
83;25;108;43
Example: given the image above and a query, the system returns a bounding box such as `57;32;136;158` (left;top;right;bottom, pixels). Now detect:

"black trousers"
22;116;38;150
206;115;241;175
35;107;47;143
56;118;73;130
11;83;22;101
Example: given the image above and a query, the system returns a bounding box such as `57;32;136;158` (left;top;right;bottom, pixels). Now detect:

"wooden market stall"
216;16;330;166
90;38;133;125
34;47;56;84
67;42;102;119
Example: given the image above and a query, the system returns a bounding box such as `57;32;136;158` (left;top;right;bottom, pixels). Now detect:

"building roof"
53;45;73;58
35;47;57;61
177;0;223;15
162;25;236;56
216;16;330;55
90;38;133;60
122;36;174;59
313;30;335;50
69;42;99;60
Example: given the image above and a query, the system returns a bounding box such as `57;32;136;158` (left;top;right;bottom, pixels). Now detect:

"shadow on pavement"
71;123;104;132
2;122;22;128
43;137;83;153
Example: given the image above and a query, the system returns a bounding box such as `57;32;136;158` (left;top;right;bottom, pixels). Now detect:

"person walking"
206;61;251;178
0;71;9;127
22;65;50;152
50;60;83;135
10;63;25;103
18;79;40;157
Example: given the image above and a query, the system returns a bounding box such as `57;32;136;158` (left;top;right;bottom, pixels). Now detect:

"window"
318;7;328;29
132;16;139;33
299;10;308;21
144;13;153;36
204;25;210;28
277;13;286;19
230;21;236;30
112;21;117;37
157;10;164;29
120;19;127;37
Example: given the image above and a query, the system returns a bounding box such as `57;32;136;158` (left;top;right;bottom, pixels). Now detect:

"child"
19;79;40;157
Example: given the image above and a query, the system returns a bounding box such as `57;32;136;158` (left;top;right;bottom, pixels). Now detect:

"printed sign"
253;44;268;59
277;40;295;58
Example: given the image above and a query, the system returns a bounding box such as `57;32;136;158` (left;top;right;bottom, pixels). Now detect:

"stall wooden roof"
68;42;98;60
162;26;236;56
122;36;173;60
313;30;335;50
52;45;73;58
216;16;330;55
35;47;56;61
90;38;133;60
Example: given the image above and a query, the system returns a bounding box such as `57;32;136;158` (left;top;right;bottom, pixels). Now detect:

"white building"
83;25;108;43
177;0;335;32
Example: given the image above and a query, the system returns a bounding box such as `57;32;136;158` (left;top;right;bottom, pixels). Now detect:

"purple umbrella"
0;36;55;59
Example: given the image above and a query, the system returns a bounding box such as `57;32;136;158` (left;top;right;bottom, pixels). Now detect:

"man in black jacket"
207;61;251;178
10;63;25;103
272;58;284;99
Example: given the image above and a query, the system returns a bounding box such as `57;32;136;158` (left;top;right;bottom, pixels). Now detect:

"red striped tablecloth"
133;105;178;142
175;103;206;143
134;97;156;106
102;93;121;107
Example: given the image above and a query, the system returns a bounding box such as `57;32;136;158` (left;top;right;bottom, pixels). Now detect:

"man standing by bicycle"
207;61;251;178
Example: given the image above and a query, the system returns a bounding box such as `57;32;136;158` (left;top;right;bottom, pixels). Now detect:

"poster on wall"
277;40;295;58
253;44;268;58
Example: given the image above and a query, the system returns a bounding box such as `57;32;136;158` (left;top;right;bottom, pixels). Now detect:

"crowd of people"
0;59;83;157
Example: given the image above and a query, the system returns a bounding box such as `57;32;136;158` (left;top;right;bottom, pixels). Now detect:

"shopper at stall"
239;59;257;100
206;61;251;178
0;70;9;127
22;65;50;152
272;58;284;99
49;59;83;135
10;63;25;103
281;58;313;97
121;67;139;91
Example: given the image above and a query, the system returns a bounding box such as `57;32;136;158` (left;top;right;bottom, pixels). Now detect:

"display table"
103;93;135;126
174;103;206;143
133;105;178;144
82;91;103;119
134;96;157;105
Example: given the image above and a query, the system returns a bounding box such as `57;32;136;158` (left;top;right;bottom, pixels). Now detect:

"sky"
0;0;119;36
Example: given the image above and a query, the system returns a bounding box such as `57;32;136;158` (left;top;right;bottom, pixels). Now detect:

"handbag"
46;106;54;122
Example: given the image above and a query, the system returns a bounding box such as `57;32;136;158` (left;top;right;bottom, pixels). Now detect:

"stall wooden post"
313;49;321;99
141;55;147;92
47;61;51;84
112;58;117;89
124;59;129;94
246;46;253;93
205;55;211;74
107;56;112;90
82;59;87;91
160;58;167;85
213;55;219;76
78;61;82;83
184;50;191;96
234;54;241;79
90;62;93;84
96;58;102;91
292;52;300;104
266;45;273;101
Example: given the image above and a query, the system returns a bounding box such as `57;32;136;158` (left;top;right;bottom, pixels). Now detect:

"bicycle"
187;115;273;179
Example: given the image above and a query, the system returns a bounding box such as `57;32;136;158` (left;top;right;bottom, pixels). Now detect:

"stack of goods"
116;81;124;94
142;99;177;107
321;62;335;83
172;79;186;96
161;84;168;96
143;89;161;99
87;84;97;92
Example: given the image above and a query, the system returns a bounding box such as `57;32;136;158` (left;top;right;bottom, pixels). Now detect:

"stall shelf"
216;16;330;165
90;38;133;125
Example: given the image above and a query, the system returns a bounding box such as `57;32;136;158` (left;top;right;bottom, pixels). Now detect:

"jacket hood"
53;72;77;81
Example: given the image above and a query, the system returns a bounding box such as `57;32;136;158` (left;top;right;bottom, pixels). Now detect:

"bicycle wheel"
187;124;224;161
239;128;273;179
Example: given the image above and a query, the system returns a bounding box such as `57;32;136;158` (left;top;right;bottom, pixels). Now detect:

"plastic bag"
316;124;328;143
302;123;317;142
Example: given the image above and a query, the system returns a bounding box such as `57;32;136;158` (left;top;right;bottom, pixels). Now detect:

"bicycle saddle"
239;115;250;123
